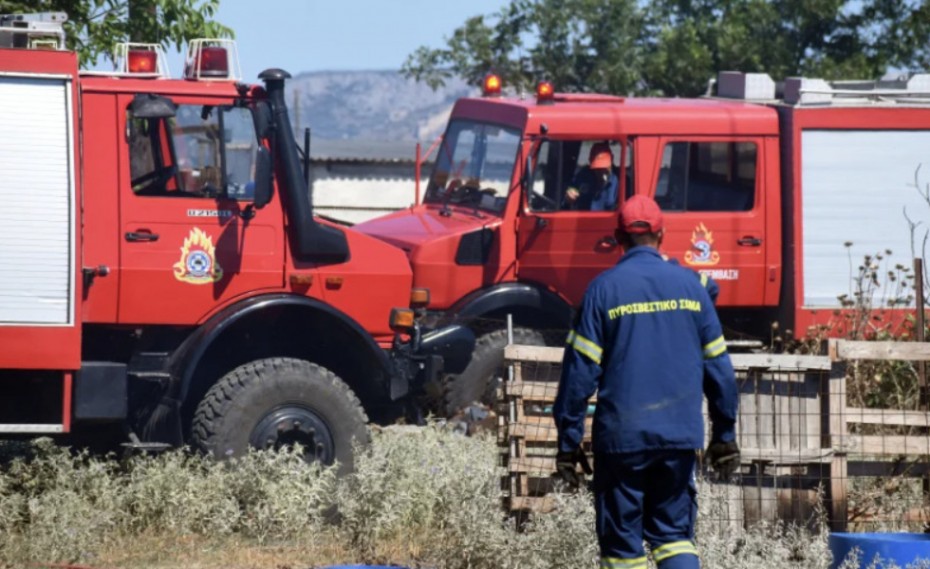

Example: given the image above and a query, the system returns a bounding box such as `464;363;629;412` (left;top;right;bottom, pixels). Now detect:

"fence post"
824;339;849;532
914;258;930;519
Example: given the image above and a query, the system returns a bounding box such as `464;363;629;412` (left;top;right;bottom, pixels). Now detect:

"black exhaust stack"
259;68;348;263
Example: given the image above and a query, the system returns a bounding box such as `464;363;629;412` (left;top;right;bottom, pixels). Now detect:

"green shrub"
0;425;918;568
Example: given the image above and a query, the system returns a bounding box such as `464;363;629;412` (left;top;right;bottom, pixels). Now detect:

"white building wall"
310;162;421;224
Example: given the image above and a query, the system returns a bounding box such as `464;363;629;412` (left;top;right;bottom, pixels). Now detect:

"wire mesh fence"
498;341;930;533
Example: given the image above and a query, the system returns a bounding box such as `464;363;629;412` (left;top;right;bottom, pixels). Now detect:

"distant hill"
284;70;477;142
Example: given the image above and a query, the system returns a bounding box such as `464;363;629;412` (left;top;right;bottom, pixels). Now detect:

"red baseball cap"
619;195;664;234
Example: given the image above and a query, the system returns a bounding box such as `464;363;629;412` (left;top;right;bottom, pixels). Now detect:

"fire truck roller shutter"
800;130;930;309
0;74;75;326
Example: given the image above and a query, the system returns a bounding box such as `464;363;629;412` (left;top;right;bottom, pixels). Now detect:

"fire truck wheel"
191;358;370;473
442;327;546;416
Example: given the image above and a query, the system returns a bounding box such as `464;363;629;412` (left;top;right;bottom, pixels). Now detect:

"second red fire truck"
356;71;930;413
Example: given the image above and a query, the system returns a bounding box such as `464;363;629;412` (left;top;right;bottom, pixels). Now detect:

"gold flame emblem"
684;222;720;266
173;228;223;284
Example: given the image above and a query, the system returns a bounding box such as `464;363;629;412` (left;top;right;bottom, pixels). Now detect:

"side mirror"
522;137;545;193
252;101;273;139
524;150;535;192
252;146;273;209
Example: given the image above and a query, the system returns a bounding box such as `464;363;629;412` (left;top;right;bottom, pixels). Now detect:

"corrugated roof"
310;138;433;163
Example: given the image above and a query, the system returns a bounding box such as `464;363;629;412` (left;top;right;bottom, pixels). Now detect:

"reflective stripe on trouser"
600;556;648;568
653;540;699;568
594;451;698;566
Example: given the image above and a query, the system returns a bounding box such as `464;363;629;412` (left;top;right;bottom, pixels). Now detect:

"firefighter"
562;142;619;211
552;195;739;569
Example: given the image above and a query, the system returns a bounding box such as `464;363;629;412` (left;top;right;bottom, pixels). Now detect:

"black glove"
705;440;740;479
555;447;593;488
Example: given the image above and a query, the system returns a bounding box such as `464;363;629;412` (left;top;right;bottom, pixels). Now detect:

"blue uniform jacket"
562;168;618;211
553;246;738;454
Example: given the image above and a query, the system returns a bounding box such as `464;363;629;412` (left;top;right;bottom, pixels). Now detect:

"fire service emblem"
173;228;223;284
684;223;720;266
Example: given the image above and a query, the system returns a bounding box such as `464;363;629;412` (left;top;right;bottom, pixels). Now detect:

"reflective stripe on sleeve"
600;556;648;569
567;330;603;364
703;335;726;359
652;540;698;562
700;273;709;287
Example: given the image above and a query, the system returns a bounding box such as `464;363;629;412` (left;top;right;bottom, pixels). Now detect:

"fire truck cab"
0;13;473;468
356;72;930;414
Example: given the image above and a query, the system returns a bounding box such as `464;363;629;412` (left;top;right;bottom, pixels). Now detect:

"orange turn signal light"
390;307;416;331
410;287;430;308
289;273;313;286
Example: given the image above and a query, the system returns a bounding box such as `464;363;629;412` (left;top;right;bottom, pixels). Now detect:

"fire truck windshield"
423;119;521;215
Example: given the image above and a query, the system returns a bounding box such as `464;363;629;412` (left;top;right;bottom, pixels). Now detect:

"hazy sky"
188;0;512;79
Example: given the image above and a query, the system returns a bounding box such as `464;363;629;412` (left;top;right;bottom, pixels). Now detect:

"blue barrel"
830;533;930;568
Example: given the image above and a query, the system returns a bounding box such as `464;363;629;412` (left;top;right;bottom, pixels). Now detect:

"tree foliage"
0;0;231;66
403;0;930;97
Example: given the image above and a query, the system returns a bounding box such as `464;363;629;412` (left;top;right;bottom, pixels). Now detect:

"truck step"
120;440;172;453
0;423;64;434
120;428;173;454
129;370;173;386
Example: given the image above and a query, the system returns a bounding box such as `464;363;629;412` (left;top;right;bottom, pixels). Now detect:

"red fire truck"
356;71;930;413
0;13;473;468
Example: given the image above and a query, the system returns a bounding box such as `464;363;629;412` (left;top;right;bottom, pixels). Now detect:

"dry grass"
0;426;925;569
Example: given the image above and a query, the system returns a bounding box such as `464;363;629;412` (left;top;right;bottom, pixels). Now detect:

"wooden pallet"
498;344;842;521
499;345;592;513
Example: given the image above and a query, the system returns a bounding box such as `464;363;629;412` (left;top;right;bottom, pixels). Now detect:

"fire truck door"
117;100;285;325
517;139;626;306
646;138;767;307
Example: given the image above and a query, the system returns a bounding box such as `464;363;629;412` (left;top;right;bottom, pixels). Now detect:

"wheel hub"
249;406;335;464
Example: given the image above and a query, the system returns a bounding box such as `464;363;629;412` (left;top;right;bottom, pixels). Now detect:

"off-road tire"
442;327;547;416
191;358;369;474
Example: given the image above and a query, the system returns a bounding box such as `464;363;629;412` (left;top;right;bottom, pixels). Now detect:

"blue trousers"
594;450;699;569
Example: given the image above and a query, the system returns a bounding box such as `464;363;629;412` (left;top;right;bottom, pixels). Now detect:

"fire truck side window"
129;117;178;195
128;104;259;200
129;118;158;185
655;141;756;212
528;139;624;212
